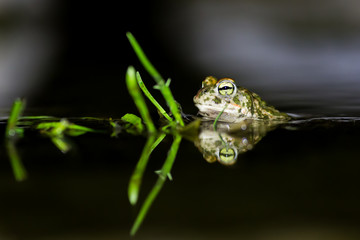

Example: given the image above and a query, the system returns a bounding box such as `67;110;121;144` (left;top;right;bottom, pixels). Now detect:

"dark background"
1;0;360;117
0;1;196;117
1;1;360;239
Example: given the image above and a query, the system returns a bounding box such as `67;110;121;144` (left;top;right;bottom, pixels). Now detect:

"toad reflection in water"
194;120;279;165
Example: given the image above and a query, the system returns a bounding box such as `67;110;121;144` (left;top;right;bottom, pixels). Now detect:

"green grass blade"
121;113;144;135
126;33;184;126
19;116;54;120
126;66;157;134
136;72;173;122
130;134;182;236
126;32;162;83
37;120;96;136
160;80;184;126
5;98;25;138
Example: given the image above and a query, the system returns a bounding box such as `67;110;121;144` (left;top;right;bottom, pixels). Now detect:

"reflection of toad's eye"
218;81;236;96
218;147;236;165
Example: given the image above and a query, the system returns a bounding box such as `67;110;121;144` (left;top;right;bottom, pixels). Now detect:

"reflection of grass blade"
130;134;182;236
126;66;157;134
131;174;165;236
150;133;167;152
6;141;27;181
128;133;166;205
37;119;94;153
126;32;184;127
157;134;181;179
136;72;172;122
50;136;71;153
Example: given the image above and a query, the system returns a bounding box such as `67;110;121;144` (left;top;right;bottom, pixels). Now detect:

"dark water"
1;112;360;240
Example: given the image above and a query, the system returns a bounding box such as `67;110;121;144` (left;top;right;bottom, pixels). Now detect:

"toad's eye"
218;147;237;165
217;80;236;96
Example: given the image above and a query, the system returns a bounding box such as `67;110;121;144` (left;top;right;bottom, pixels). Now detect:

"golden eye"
218;147;237;165
202;76;217;88
217;80;236;96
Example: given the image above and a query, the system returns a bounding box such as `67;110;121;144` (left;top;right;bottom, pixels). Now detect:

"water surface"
0;109;360;239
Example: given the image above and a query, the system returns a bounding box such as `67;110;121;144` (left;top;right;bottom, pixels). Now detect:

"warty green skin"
194;79;290;122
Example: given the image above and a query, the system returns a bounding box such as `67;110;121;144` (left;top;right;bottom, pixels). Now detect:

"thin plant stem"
126;66;157;134
130;134;182;236
156;78;185;127
213;103;228;131
136;72;172;122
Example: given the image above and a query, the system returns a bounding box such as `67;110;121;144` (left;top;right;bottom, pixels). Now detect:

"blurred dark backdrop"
1;2;360;239
1;0;360;117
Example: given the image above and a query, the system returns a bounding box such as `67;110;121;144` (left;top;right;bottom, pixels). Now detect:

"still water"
0;107;360;239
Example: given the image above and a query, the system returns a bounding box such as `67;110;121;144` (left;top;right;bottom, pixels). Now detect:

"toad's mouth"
195;103;243;120
195;104;225;117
